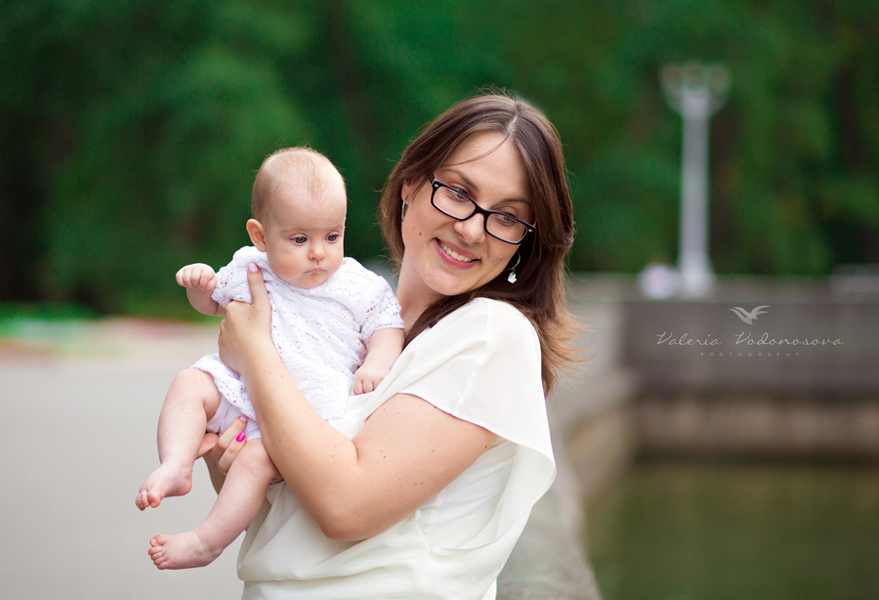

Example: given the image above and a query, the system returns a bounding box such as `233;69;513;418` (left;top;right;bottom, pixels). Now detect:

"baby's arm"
176;263;225;317
353;327;405;394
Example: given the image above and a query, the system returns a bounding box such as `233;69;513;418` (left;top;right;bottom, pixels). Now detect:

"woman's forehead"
440;132;530;200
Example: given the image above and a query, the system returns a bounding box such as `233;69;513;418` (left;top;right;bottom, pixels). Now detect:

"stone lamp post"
661;61;730;298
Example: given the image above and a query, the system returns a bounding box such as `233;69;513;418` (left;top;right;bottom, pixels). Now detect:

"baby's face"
255;180;346;289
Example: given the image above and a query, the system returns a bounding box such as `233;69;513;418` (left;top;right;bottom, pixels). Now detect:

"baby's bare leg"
136;369;221;510
148;439;279;570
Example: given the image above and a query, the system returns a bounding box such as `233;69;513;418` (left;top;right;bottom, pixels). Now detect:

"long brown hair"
380;92;578;395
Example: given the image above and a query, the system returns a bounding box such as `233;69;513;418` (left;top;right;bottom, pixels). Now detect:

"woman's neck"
396;287;430;332
395;273;442;332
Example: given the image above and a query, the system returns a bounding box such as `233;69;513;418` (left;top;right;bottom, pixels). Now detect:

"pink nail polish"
236;432;246;443
248;262;259;273
239;416;248;423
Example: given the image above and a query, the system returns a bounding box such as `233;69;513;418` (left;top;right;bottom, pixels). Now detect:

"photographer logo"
729;305;770;325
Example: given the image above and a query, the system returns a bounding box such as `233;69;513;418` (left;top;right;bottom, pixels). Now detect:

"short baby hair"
251;147;346;221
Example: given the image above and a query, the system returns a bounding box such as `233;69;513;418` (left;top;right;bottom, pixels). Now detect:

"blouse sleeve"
394;299;548;444
360;283;404;340
211;246;272;307
338;259;404;341
359;297;556;533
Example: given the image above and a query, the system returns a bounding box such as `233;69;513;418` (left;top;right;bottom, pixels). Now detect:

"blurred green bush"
1;0;877;316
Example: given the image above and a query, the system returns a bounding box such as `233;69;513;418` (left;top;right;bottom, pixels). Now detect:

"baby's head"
246;148;347;289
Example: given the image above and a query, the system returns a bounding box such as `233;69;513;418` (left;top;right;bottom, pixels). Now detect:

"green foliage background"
1;0;877;316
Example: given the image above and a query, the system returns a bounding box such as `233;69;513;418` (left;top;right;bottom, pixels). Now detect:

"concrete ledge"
637;395;879;460
497;472;602;600
495;290;633;600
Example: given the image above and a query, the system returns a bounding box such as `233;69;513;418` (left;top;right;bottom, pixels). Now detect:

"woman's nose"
453;214;486;243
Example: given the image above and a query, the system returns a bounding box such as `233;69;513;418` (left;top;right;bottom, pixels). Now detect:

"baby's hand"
176;263;218;291
353;361;391;395
353;328;403;395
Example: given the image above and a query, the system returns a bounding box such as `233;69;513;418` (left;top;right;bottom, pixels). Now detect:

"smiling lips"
437;240;476;264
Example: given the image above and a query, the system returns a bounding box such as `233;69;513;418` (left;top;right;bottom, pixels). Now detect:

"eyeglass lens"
432;184;529;243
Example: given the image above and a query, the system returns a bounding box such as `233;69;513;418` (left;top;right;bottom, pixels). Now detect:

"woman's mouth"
437;240;476;263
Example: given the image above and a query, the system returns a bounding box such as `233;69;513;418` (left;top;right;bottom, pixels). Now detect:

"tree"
2;0;877;316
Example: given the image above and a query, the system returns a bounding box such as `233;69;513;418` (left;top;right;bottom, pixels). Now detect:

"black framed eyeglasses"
430;175;536;245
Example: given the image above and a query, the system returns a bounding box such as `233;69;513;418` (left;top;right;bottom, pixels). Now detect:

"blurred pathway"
0;318;245;599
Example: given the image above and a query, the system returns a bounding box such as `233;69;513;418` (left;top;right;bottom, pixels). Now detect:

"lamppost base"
678;268;715;299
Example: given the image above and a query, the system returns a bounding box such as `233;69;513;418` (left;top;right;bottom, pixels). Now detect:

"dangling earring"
401;198;408;224
507;252;521;284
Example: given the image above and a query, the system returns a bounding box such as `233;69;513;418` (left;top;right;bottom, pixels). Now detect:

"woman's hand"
199;417;248;494
218;262;274;376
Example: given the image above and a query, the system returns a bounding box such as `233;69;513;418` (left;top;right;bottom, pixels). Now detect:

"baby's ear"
246;219;267;251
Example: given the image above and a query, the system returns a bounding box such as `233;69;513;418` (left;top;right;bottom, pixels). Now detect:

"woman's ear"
246;219;267;251
401;178;418;207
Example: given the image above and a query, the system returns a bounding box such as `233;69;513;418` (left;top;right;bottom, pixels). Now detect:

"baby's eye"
326;233;341;243
291;235;308;244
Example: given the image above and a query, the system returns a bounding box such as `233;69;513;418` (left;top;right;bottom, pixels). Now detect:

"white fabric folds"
237;298;556;600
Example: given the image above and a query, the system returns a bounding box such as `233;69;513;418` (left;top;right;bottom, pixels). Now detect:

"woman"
206;92;577;599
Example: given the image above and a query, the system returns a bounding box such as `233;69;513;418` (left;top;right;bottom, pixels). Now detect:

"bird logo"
730;305;770;325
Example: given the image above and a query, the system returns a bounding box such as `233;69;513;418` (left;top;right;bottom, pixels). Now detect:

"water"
585;461;879;600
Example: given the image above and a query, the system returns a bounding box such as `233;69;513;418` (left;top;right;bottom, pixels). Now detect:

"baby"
136;147;405;570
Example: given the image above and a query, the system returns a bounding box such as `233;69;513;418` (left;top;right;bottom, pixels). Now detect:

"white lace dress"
193;246;404;429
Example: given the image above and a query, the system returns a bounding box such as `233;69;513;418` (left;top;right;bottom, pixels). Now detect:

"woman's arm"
219;264;497;541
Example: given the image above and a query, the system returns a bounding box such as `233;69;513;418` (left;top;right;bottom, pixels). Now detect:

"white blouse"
237;298;556;600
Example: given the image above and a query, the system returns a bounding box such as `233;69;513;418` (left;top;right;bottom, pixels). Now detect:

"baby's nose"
309;242;326;260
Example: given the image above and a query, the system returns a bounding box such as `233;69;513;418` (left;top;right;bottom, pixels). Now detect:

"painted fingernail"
239;416;248;423
248;262;259;273
236;432;246;442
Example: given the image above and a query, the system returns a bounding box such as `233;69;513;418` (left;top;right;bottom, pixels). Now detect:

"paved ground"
0;311;610;600
1;318;245;599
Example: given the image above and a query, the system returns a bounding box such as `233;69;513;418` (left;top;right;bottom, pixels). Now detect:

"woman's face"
399;131;532;304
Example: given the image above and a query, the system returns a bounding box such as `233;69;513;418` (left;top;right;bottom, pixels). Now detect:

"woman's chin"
427;269;501;298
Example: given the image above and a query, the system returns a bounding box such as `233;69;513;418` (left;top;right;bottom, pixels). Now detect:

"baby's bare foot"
148;532;223;570
136;462;192;510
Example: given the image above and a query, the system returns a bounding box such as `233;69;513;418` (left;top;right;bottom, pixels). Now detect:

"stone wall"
499;273;879;598
622;276;879;459
623;277;878;396
496;276;639;600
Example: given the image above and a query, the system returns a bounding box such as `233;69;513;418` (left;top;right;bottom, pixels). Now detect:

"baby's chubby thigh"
204;394;279;483
229;437;282;487
167;367;223;419
206;394;262;439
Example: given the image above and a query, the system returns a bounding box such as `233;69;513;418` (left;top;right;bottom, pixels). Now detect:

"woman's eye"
442;187;471;204
492;213;520;228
